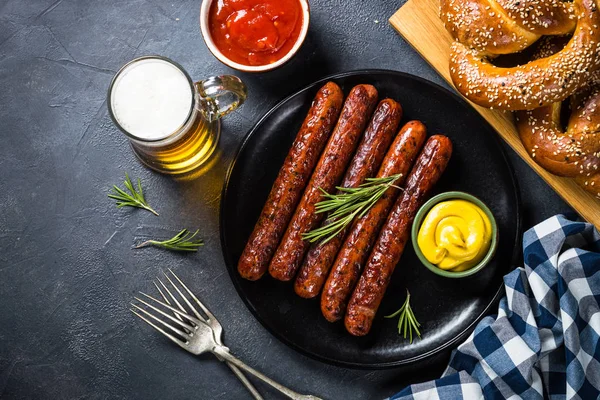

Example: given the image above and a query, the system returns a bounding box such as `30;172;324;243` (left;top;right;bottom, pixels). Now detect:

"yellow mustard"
417;200;492;272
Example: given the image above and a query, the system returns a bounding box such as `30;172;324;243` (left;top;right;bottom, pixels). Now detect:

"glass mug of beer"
108;56;247;174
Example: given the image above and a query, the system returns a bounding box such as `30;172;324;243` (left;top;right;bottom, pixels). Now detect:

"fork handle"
226;361;263;400
213;346;323;400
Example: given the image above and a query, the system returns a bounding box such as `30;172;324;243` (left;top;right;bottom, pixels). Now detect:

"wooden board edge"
389;1;600;228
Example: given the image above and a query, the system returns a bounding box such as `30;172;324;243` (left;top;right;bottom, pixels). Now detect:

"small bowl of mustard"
411;191;498;278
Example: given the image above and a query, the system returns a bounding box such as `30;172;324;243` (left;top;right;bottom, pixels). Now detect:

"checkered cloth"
391;215;600;400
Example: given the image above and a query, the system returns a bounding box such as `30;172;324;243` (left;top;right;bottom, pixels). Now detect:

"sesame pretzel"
441;0;600;110
516;37;600;199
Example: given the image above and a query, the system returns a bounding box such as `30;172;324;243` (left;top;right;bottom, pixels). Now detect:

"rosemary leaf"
302;174;402;244
108;173;158;216
135;229;204;252
384;290;422;343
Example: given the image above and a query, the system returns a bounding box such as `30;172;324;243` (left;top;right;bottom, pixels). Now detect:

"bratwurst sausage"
269;85;379;281
345;135;453;336
238;82;344;281
294;99;402;298
320;121;427;322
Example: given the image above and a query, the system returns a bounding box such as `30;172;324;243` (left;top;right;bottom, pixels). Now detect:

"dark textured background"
0;0;573;399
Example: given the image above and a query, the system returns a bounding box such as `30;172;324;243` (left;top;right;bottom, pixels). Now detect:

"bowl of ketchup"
200;0;310;72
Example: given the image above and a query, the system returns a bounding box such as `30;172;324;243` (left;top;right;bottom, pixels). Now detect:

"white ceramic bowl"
200;0;310;73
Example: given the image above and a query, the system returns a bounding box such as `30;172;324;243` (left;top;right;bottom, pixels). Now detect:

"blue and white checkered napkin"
391;215;600;400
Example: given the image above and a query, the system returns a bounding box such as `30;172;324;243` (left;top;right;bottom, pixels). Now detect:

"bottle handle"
195;75;247;123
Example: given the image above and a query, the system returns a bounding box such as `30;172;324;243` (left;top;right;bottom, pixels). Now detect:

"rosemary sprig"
385;290;421;343
108;173;158;216
302;174;402;244
135;229;204;252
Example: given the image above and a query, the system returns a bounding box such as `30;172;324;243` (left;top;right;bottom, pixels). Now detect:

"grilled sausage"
345;135;453;336
269;85;379;281
294;99;403;298
320;121;427;322
238;82;344;281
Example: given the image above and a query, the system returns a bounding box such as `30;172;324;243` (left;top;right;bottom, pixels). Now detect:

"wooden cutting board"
390;0;600;229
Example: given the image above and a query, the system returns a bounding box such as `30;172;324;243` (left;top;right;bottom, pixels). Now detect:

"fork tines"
130;270;210;345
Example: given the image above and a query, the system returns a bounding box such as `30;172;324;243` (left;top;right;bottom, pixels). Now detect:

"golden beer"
108;56;246;175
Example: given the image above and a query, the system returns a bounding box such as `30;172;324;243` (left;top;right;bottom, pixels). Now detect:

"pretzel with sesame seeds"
516;66;600;198
442;0;600;110
441;0;576;55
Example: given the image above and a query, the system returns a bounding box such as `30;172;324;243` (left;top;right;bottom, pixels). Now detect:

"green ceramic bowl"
411;191;498;278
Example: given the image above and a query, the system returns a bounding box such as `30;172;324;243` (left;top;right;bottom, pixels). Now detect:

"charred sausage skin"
269;84;379;282
238;82;344;281
294;99;403;298
344;135;453;336
320;121;427;322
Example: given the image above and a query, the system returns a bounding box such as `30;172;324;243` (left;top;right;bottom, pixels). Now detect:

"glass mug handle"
195;75;247;123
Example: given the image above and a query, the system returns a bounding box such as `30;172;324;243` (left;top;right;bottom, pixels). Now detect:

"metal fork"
131;270;322;400
152;271;262;400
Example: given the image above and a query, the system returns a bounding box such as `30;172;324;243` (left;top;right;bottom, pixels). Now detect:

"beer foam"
111;58;193;140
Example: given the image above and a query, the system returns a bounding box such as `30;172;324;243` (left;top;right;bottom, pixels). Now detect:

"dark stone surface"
0;0;573;399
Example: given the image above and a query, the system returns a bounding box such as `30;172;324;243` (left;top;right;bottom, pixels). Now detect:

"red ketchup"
208;0;304;66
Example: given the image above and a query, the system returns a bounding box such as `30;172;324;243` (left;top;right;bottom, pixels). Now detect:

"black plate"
220;70;521;368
